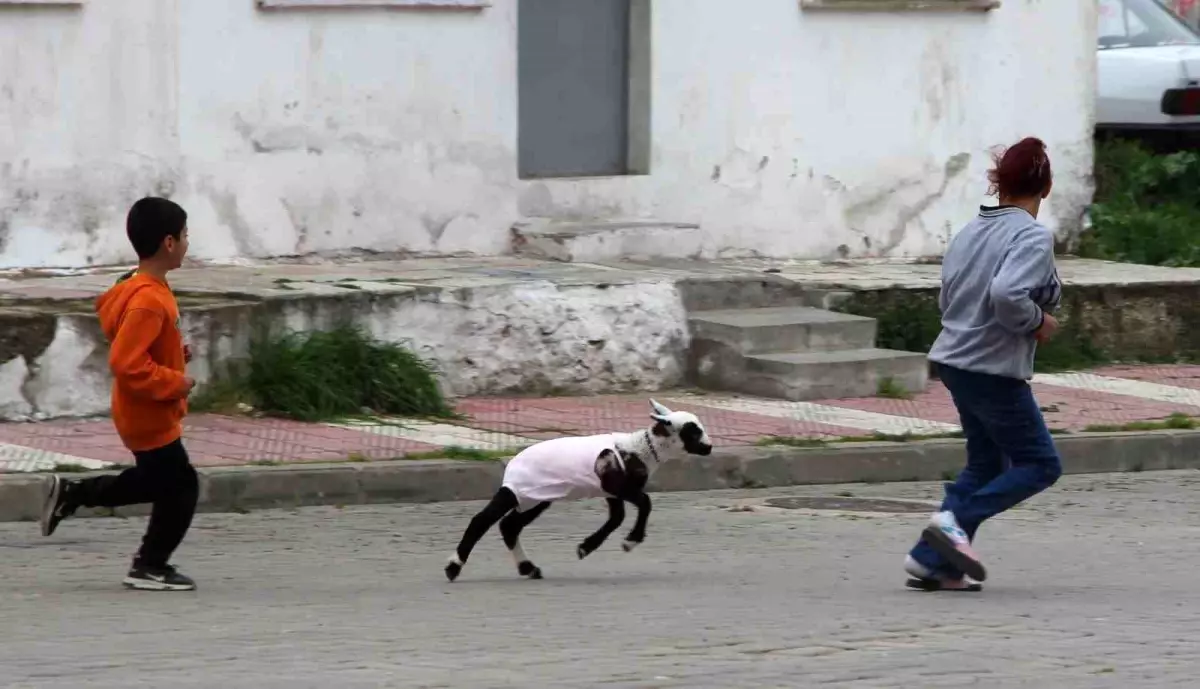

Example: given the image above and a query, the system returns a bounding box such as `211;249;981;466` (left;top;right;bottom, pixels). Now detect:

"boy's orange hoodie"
95;271;190;452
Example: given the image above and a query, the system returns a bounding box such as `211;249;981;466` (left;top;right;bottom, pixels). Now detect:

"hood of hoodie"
95;270;163;343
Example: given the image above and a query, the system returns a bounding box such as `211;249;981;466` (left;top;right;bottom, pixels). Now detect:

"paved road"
3;472;1200;688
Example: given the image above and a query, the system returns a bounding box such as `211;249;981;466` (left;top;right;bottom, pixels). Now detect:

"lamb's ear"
650;399;673;424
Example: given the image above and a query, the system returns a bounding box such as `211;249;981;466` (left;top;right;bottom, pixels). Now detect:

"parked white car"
1098;0;1200;146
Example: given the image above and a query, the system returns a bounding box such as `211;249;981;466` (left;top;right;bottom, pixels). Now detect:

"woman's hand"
1034;313;1059;343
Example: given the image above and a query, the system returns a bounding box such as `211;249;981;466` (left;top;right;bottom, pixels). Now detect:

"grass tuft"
875;376;913;400
193;325;453;423
1082;413;1197;434
404;446;518;462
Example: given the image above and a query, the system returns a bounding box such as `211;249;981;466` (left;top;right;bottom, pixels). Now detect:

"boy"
40;197;199;591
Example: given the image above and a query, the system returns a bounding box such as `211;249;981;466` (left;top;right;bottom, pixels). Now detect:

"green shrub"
194;325;453;422
833;291;942;354
833;290;1112;373
1082;140;1200;267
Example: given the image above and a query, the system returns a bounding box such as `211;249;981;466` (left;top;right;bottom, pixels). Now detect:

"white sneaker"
921;511;987;582
904;553;983;591
904;555;933;580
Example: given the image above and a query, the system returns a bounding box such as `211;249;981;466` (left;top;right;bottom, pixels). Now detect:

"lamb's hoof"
621;540;640;553
445;560;463;582
577;544;592;560
517;561;543;580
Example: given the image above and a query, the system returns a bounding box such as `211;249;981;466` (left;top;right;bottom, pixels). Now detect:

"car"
1097;0;1200;149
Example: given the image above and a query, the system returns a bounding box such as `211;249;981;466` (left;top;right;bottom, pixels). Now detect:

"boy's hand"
183;377;196;397
183;344;193;363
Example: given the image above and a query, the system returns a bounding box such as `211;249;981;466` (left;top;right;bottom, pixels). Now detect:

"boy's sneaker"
40;475;79;538
123;564;197;592
921;511;987;582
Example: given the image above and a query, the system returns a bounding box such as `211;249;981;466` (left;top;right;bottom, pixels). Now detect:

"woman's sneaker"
921;511;987;582
123;564;197;592
904;555;934;580
904;555;982;592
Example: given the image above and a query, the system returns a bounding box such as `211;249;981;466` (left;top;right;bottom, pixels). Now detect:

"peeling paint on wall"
0;0;1095;267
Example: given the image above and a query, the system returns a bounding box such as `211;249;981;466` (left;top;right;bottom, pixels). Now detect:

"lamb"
444;400;713;582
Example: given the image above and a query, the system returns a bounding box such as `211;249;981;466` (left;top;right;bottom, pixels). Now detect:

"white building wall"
0;0;1096;268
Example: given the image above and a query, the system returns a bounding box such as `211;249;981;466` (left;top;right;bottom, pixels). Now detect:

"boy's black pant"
74;439;198;568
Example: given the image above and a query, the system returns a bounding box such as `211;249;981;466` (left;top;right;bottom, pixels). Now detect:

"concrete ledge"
799;0;999;11
2;431;1199;522
4;256;1200;420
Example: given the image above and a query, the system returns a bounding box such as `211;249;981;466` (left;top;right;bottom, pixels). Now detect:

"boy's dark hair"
127;197;187;259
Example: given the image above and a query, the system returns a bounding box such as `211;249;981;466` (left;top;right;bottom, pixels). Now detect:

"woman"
904;137;1064;592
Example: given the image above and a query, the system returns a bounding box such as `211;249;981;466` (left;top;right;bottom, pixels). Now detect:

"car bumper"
1096;123;1200;150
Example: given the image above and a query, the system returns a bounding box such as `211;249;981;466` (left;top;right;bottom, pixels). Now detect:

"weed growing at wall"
832;290;1115;373
833;290;943;354
192;326;453;422
1031;321;1109;372
1081;139;1200;267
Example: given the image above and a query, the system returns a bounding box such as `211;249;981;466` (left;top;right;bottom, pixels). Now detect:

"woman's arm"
989;227;1056;336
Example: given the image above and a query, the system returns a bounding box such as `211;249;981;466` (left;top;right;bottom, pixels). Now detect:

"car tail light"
1162;88;1200;116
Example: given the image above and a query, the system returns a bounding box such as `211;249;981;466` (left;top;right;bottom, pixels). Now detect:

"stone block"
688;306;877;354
1058;431;1200;474
511;220;705;263
674;276;818;312
0;475;47;522
356;460;503;504
202;465;364;511
649;453;741;492
697;347;928;401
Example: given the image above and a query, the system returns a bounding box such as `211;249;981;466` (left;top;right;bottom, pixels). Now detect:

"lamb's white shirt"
502;434;619;512
502;427;682;513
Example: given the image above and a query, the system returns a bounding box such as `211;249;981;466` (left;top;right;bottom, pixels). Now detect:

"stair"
687;306;928;401
511;219;704;263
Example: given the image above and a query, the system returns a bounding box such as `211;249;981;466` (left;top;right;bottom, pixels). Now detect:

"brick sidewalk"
2;364;1199;473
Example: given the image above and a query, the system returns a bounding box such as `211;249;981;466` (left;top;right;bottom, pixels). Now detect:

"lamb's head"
648;399;713;456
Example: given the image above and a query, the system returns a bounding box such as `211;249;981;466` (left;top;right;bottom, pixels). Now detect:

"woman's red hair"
986;137;1052;199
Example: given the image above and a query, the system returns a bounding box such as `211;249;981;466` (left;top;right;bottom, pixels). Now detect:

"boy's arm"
109;308;191;401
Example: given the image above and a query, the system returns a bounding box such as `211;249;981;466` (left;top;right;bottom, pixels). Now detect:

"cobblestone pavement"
3;471;1200;688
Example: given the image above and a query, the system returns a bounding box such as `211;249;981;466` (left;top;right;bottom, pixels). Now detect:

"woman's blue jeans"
909;364;1063;577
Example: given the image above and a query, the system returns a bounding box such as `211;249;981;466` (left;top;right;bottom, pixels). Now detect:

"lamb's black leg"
577;498;625;560
499;501;551;579
446;488;518;582
622;492;652;552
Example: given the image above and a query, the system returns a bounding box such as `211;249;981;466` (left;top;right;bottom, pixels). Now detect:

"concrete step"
743;349;928;401
690;346;928;402
688;306;876;355
675;276;826;312
511;219;704;263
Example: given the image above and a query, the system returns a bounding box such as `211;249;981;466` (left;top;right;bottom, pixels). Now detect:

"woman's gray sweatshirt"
927;206;1062;381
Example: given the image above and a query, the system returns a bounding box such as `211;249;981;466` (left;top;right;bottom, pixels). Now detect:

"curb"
2;430;1199;523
